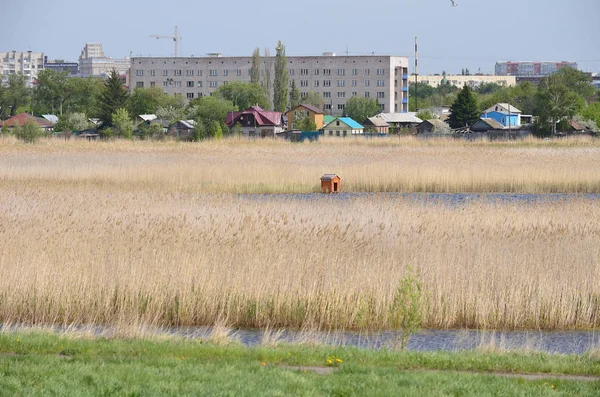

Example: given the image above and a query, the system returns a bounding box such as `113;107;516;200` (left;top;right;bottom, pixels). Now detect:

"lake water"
5;325;599;355
241;192;600;205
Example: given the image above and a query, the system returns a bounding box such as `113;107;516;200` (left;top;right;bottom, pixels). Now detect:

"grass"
0;331;599;396
0;136;599;331
1;135;600;194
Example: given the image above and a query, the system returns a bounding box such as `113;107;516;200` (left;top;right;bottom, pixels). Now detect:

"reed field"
0;136;600;331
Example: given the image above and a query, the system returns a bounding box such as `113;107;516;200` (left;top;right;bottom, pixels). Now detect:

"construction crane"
150;26;180;57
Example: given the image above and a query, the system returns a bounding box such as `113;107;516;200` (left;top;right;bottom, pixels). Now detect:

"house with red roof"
1;113;55;133
225;106;283;137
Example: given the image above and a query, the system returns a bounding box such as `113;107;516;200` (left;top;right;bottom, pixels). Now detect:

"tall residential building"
79;43;105;59
0;51;45;87
495;61;577;76
78;42;130;83
129;54;410;114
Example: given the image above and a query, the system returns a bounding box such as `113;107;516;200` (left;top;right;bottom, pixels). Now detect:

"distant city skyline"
1;0;599;75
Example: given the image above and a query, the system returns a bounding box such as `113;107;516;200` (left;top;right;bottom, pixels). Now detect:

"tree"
535;73;585;136
14;120;44;143
295;115;317;131
289;80;301;110
98;70;129;126
448;85;480;129
581;102;600;130
214;81;270;110
32;69;70;115
2;74;31;117
416;110;434;120
344;97;380;123
389;266;423;351
66;77;104;116
56;112;91;132
273;41;289;113
156;105;184;124
250;47;261;84
188;96;235;140
301;91;325;110
112;108;133;139
128;87;172;117
262;48;273;109
553;67;594;100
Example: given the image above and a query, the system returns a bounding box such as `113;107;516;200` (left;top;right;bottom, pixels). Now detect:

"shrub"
389;266;424;350
14;120;44;143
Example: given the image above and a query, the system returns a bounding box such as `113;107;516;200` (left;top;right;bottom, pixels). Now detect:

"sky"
1;0;599;75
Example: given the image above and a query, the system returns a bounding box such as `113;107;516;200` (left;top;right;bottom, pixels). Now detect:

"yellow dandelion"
327;359;333;364
336;358;343;363
261;362;267;366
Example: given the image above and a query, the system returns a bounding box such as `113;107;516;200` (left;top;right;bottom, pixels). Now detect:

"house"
169;120;196;140
481;103;521;128
323;115;335;127
41;115;59;125
323;117;364;137
226;106;284;137
377;112;422;134
470;118;506;132
557;119;596;136
0;113;55;132
320;174;341;193
285;104;324;130
138;114;157;123
416;119;450;134
362;116;390;133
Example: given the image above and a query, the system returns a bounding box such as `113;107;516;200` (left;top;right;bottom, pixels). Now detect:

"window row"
289;68;383;76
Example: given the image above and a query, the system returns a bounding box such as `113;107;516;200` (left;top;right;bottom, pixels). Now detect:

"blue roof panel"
338;117;363;129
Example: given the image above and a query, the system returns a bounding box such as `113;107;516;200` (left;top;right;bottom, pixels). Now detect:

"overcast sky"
1;0;599;74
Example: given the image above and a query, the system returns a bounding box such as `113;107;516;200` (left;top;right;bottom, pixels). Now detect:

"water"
240;192;600;206
5;324;599;355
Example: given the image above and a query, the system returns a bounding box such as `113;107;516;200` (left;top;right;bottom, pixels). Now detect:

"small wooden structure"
320;174;341;193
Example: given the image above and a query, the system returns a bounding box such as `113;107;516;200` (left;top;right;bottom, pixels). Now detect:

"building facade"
129;54;410;115
80;43;105;59
0;51;45;87
495;61;577;76
416;74;516;88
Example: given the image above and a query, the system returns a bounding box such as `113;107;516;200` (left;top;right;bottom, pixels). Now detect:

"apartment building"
495;61;577;76
130;54;410;114
78;42;130;82
0;51;45;87
80;43;105;59
417;74;516;88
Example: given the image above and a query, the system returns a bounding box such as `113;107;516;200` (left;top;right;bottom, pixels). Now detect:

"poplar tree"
273;41;289;113
250;47;261;84
289;80;300;109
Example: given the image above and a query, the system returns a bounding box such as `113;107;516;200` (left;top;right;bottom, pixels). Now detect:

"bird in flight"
450;0;458;6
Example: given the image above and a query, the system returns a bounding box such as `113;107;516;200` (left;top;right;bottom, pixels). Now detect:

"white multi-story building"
78;42;130;83
80;43;105;59
0;51;45;87
416;74;517;88
129;53;410;114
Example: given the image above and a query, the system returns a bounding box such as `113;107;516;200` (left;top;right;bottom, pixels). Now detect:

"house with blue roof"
481;103;521;128
323;117;364;137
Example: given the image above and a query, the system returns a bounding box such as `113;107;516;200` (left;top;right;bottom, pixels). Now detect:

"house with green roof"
323;117;364;137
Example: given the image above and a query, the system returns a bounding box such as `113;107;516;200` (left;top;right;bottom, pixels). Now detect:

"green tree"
14;120;44;143
535;73;585;136
139;121;165;141
215;81;270;110
2;74;31;117
553;67;594;100
188;96;235;140
581;102;600;130
98;70;129;126
156;105;184;124
262;48;273;109
415;110;433;120
56;112;90;132
289;80;301;110
32;69;70;115
273;41;289;113
128;87;172;117
250;47;261;84
295;115;317;131
301;91;325;110
448;85;480;129
389;266;423;351
66;77;104;116
344;97;380;123
209;120;223;139
111;108;133;139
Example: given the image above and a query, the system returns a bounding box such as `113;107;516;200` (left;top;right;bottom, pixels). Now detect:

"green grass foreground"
1;332;600;396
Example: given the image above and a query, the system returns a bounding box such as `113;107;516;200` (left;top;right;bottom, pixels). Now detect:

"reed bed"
1;135;600;194
1;188;599;331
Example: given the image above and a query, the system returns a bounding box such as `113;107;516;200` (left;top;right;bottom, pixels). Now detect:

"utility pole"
150;26;181;57
414;37;418;112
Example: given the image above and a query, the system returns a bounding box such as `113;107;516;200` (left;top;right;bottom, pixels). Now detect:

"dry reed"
0;137;599;331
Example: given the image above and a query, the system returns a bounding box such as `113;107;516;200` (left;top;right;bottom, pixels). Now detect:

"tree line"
411;68;599;135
